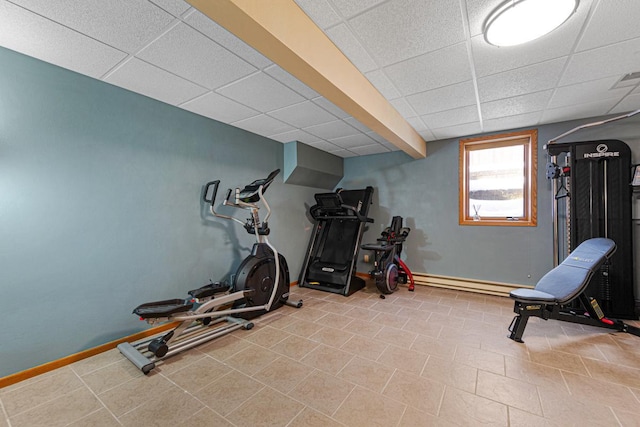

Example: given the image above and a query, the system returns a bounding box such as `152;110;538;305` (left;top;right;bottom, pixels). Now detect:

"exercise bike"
361;216;415;295
118;169;302;374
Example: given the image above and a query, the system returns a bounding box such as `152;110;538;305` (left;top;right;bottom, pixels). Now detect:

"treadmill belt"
319;220;359;265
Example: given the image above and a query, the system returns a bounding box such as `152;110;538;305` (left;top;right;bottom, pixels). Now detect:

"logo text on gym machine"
583;144;620;158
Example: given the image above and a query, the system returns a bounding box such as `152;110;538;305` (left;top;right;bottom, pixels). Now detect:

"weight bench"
508;238;640;342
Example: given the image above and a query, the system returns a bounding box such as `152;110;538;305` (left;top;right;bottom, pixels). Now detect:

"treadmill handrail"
311;203;370;222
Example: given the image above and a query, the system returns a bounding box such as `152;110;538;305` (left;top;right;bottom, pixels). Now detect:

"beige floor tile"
282;319;325;338
334;385;406;427
398;406;458;427
154;347;207;375
199;334;251;361
118;385;204;427
98;372;176;417
67;408;121;427
508;407;555;427
340;335;388;360
411;335;457;360
377;344;428;374
244;324;292;347
342;318;384;338
9;387;102;427
70;348;125;376
176;407;234;427
439;386;508;426
396;306;433;321
392;296;424;310
319;301;352;314
419;301;453;316
374;325;417;348
611;407;640;427
402;318;443;338
194;370;263;416
227;386;304;427
343;306;379;321
421;355;478;394
224;343;281;376
538;385;620;425
253;356;312;393
291;369;355;416
454;344;505;375
270;334;320;360
479;334;531;360
309;326;355;348
583;356;640;389
338;356;395;392
288;406;344;427
371;312;409;329
369;300;404;315
300;344;354;375
166;356;231;393
290;307;327;322
317;312;354;329
504;356;567;391
1;367;84;417
382;369;445;415
600;336;640;370
562;370;640;412
476;370;543;415
528;348;589;375
547;335;609;361
0;405;7;427
82;358;144;395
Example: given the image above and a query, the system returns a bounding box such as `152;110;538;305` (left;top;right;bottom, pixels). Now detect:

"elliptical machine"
118;170;302;374
361;216;415;295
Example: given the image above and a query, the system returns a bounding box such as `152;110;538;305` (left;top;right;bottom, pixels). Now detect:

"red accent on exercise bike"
396;258;415;291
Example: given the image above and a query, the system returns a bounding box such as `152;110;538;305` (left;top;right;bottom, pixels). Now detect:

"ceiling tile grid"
1;0;640;158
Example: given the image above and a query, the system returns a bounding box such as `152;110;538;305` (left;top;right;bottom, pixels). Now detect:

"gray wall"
342;116;640;289
0;47;320;377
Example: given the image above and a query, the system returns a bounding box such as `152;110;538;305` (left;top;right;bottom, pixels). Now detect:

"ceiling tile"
478;57;566;102
0;1;126;79
481;90;553;120
330;133;377;148
348;0;465;66
306;140;342;152
560;37;640;86
610;93;640;114
464;0;502;37
294;0;341;29
312;97;350;118
431;122;482;140
384;43;472;95
421;105;479;129
104;58;207;106
138;23;256;89
418;129;436;142
406;80;476;116
343;117;371;133
390;98;417;119
304;120;359;139
482;112;542;134
326;23;378;73
365;69;401;99
329;149;359;158
264;65;320;99
406;117;429;132
11;0;174;53
230;114;295;136
349;144;390;156
180;92;259;123
329;0;387;19
268;101;337;128
541;99;620;124
268;129;321;144
185;10;272;69
217;72;306;112
577;0;640;51
149;0;191;17
548;76;632;109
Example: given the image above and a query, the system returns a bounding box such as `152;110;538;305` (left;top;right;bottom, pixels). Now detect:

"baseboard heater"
411;272;530;298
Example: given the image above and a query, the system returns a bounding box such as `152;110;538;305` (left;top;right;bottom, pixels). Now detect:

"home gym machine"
361;216;415;295
298;187;374;296
118;170;302;374
508;238;640;342
545;109;640;319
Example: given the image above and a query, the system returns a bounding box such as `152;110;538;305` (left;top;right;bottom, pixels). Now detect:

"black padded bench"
508;238;640;342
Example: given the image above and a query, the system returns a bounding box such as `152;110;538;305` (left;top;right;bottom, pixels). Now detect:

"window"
459;129;537;226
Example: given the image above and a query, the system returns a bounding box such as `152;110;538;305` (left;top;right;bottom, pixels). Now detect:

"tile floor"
2;283;640;426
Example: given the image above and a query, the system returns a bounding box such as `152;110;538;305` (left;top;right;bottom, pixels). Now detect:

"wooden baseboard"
0;322;179;389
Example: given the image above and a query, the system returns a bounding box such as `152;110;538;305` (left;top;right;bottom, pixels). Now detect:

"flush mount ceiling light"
484;0;579;47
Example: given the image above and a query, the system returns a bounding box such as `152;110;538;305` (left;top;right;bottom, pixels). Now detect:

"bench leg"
508;312;529;343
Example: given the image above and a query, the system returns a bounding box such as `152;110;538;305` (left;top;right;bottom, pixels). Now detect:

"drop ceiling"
1;0;639;158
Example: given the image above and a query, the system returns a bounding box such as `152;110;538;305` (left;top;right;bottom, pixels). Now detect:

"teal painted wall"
0;47;320;377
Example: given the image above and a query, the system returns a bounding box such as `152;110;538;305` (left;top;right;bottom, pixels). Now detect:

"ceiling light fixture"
484;0;579;47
